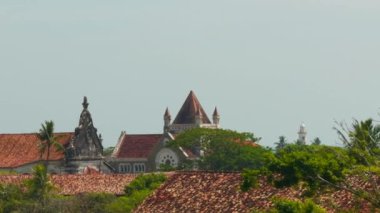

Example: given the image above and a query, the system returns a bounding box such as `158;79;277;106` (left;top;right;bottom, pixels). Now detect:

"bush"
270;198;326;213
124;173;166;196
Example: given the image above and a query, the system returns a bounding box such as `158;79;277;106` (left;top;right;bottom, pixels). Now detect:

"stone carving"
66;97;103;160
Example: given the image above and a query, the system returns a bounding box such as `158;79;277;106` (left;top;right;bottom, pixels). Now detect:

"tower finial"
82;96;89;109
164;107;172;133
213;107;220;125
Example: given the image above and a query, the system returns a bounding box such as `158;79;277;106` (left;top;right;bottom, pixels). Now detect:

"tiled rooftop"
136;172;378;212
114;134;163;158
0;133;73;168
0;174;137;195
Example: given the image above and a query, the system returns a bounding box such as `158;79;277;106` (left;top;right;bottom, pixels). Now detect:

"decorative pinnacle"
213;107;219;116
164;107;171;117
82;96;89;109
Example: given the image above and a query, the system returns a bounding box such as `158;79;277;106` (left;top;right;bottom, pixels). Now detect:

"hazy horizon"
1;1;380;148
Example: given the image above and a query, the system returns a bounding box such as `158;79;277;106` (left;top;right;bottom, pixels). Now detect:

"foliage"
169;128;271;171
335;118;380;165
334;118;380;207
0;183;26;213
312;137;322;145
103;146;115;157
124;173;166;196
0;172;167;213
25;164;54;203
242;145;353;195
37;120;64;165
275;136;288;152
271;145;352;191
159;163;175;172
74;193;116;213
241;169;262;191
268;198;326;213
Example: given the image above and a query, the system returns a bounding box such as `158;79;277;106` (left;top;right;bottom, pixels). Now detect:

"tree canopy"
168;128;272;171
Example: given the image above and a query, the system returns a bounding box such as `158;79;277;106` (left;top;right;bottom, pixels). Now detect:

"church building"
0;97;112;174
110;91;220;173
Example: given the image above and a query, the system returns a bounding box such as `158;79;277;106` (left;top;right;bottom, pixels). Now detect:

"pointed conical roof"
164;107;171;118
173;91;211;124
213;107;219;117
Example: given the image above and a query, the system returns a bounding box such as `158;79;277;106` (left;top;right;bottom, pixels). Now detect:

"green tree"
169;128;272;171
274;136;288;151
312;137;321;145
334;118;380;208
25;164;54;204
103;146;115;157
335;118;380;165
37;120;64;167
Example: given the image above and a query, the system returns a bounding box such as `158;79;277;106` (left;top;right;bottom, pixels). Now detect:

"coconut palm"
37;120;63;167
274;136;287;151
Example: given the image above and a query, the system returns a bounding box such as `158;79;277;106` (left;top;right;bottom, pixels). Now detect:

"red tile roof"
114;134;163;158
0;174;138;195
0;133;73;168
136;172;378;212
173;91;211;124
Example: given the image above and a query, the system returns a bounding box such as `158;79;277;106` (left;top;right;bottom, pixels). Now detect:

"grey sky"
1;0;380;148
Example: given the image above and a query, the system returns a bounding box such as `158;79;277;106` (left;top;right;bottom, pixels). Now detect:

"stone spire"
163;107;171;133
212;107;220;125
67;96;103;160
79;96;92;128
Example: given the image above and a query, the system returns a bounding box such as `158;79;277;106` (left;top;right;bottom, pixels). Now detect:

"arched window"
133;163;145;173
119;163;132;173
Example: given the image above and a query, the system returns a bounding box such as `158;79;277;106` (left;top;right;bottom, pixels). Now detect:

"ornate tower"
67;97;103;159
212;107;220;126
163;107;171;133
297;123;307;145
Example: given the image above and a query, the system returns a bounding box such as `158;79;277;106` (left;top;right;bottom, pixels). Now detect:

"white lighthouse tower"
297;123;307;145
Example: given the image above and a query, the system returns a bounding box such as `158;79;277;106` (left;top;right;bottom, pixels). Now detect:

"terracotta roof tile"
115;134;163;158
0;174;137;195
0;133;73;168
136;172;379;212
173;91;211;124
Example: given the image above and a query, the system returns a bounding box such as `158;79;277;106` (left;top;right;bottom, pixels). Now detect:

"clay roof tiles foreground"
0;174;137;195
114;134;163;159
0;133;73;168
136;172;378;213
173;91;212;124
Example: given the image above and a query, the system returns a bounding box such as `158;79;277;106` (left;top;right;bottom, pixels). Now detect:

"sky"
1;0;380;148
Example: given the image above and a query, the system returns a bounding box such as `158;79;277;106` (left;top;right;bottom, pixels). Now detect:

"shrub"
270;198;326;213
124;173;166;196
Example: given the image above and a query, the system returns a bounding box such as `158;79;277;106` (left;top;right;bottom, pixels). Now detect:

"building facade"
110;91;220;173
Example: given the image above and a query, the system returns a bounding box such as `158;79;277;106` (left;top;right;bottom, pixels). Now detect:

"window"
119;163;132;173
133;163;145;173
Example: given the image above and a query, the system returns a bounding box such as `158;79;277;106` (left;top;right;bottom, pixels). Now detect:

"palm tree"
37;120;63;168
336;118;380;165
274;136;287;151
